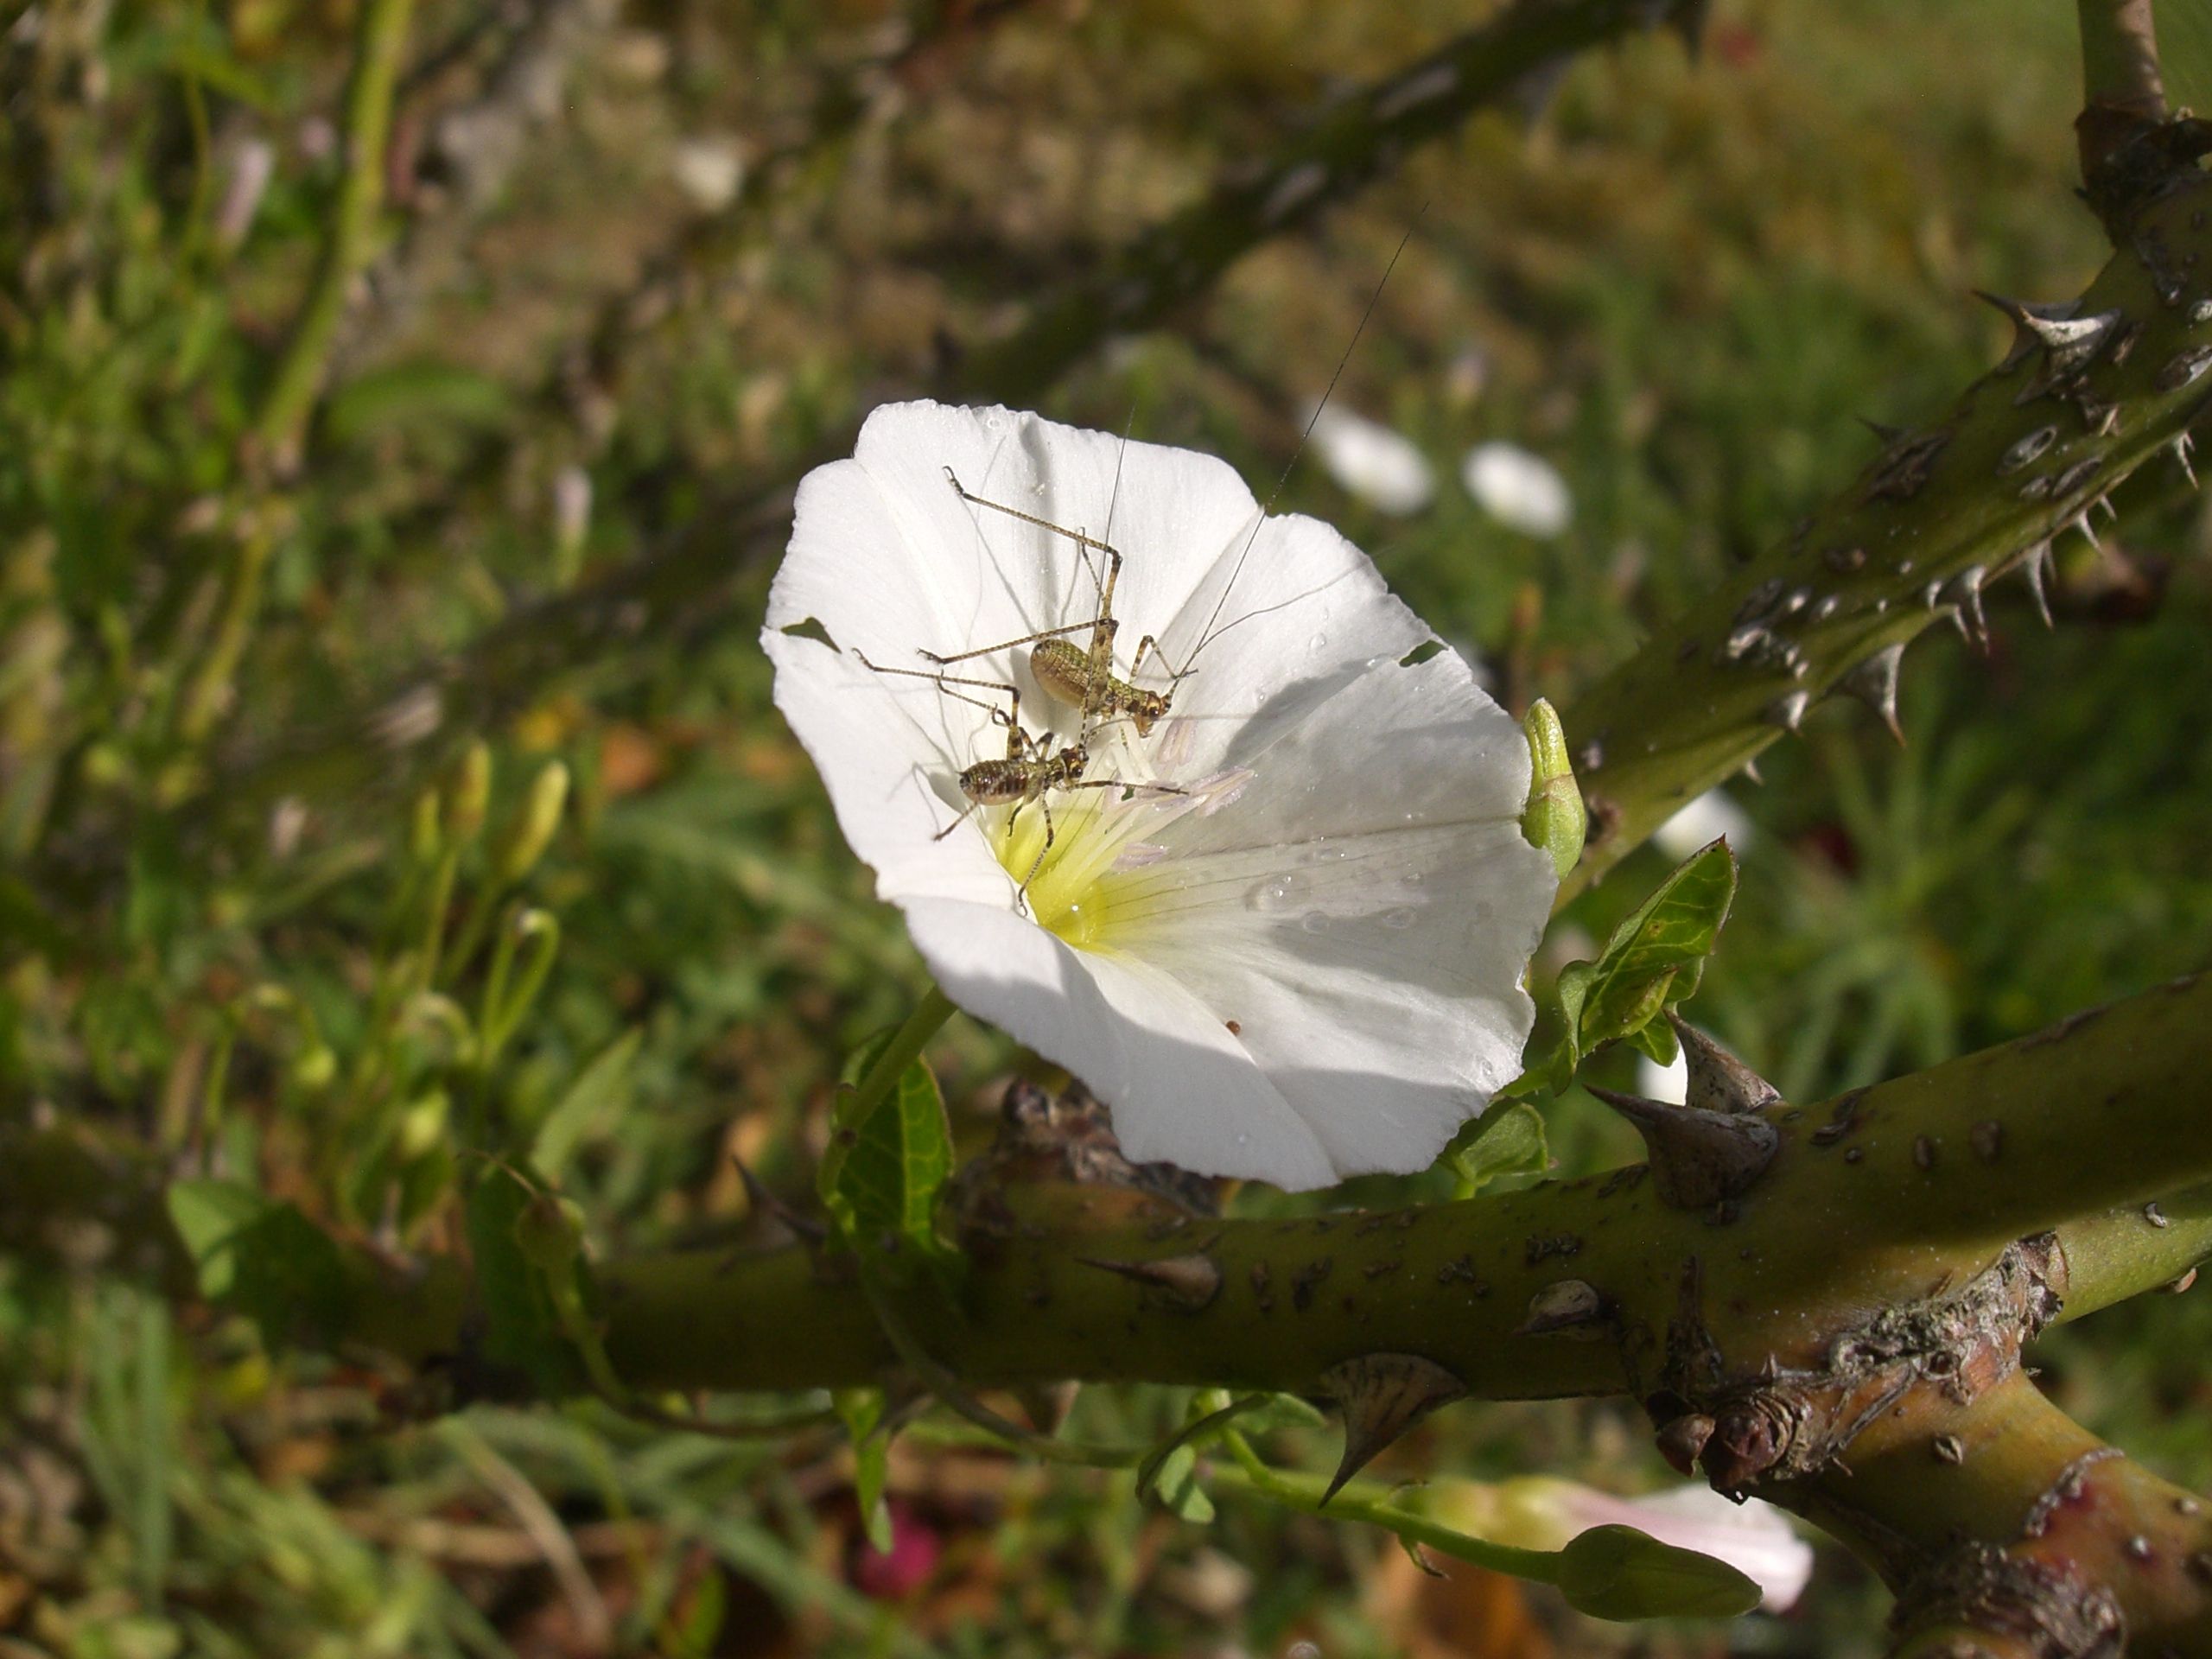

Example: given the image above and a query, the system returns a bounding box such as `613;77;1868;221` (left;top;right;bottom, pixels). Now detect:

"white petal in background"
1461;441;1573;538
1652;787;1756;861
1635;1044;1690;1105
766;401;1557;1189
1306;404;1436;516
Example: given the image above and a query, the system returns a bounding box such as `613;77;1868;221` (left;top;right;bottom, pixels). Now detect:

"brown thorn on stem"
1076;1252;1224;1313
1317;1352;1467;1503
1585;1085;1780;1211
1669;1016;1784;1115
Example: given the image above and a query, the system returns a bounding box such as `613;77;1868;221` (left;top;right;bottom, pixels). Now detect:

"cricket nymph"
851;649;1183;912
1029;637;1171;738
960;742;1089;811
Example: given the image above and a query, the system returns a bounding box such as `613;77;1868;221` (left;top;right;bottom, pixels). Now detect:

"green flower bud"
1519;698;1585;880
512;1191;587;1272
445;741;493;842
492;760;569;887
409;787;442;862
289;1044;338;1091
395;1089;450;1159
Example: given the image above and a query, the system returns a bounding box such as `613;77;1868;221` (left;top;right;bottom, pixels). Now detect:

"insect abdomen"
1030;639;1094;709
961;759;1033;804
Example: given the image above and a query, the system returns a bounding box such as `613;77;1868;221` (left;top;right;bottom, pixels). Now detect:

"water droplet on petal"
1308;631;1330;650
1402;871;1425;888
1382;906;1416;930
1300;911;1331;934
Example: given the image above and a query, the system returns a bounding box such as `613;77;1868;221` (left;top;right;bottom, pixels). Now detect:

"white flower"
1430;1477;1815;1612
764;401;1556;1191
1461;441;1573;538
1652;787;1756;861
1306;404;1436;515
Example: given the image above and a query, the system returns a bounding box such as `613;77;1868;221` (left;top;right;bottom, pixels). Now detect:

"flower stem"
1210;1427;1561;1583
251;0;416;467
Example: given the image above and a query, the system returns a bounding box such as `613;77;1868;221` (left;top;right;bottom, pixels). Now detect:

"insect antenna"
1175;210;1427;679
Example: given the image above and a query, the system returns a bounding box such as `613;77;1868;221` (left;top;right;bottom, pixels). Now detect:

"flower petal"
899;895;1339;1190
1095;650;1553;1176
771;401;1268;746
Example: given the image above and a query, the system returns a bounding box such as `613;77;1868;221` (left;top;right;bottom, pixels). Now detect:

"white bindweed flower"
1430;1476;1815;1612
1461;441;1573;538
1306;404;1436;516
765;401;1557;1190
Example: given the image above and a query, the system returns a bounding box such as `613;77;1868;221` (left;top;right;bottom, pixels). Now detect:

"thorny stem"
1559;162;2212;902
583;971;2212;1399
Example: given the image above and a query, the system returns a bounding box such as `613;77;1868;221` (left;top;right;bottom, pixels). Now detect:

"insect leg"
855;650;1023;733
917;616;1100;670
944;468;1122;560
1016;793;1057;906
930;798;982;842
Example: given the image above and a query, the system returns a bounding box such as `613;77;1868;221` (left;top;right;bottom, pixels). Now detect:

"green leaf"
819;1058;954;1258
836;1389;895;1554
530;1028;641;1179
164;1179;351;1345
1573;837;1737;1049
1148;1442;1217;1523
1444;1100;1552;1192
1555;1524;1761;1621
463;1165;584;1396
1521;839;1738;1092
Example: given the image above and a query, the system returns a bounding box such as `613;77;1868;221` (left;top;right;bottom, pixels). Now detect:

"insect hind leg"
855;649;1027;742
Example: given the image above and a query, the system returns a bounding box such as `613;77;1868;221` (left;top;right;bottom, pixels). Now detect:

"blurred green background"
5;0;2212;1653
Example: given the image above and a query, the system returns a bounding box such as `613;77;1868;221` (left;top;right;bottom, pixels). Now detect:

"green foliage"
1526;838;1738;1093
1444;1099;1553;1194
164;1179;352;1347
462;1164;587;1398
820;1039;957;1265
835;1388;897;1554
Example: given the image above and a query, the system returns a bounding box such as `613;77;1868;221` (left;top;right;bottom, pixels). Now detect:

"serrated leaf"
1555;1523;1761;1621
463;1165;583;1396
1444;1100;1551;1192
165;1179;351;1345
819;1058;952;1258
836;1389;894;1554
